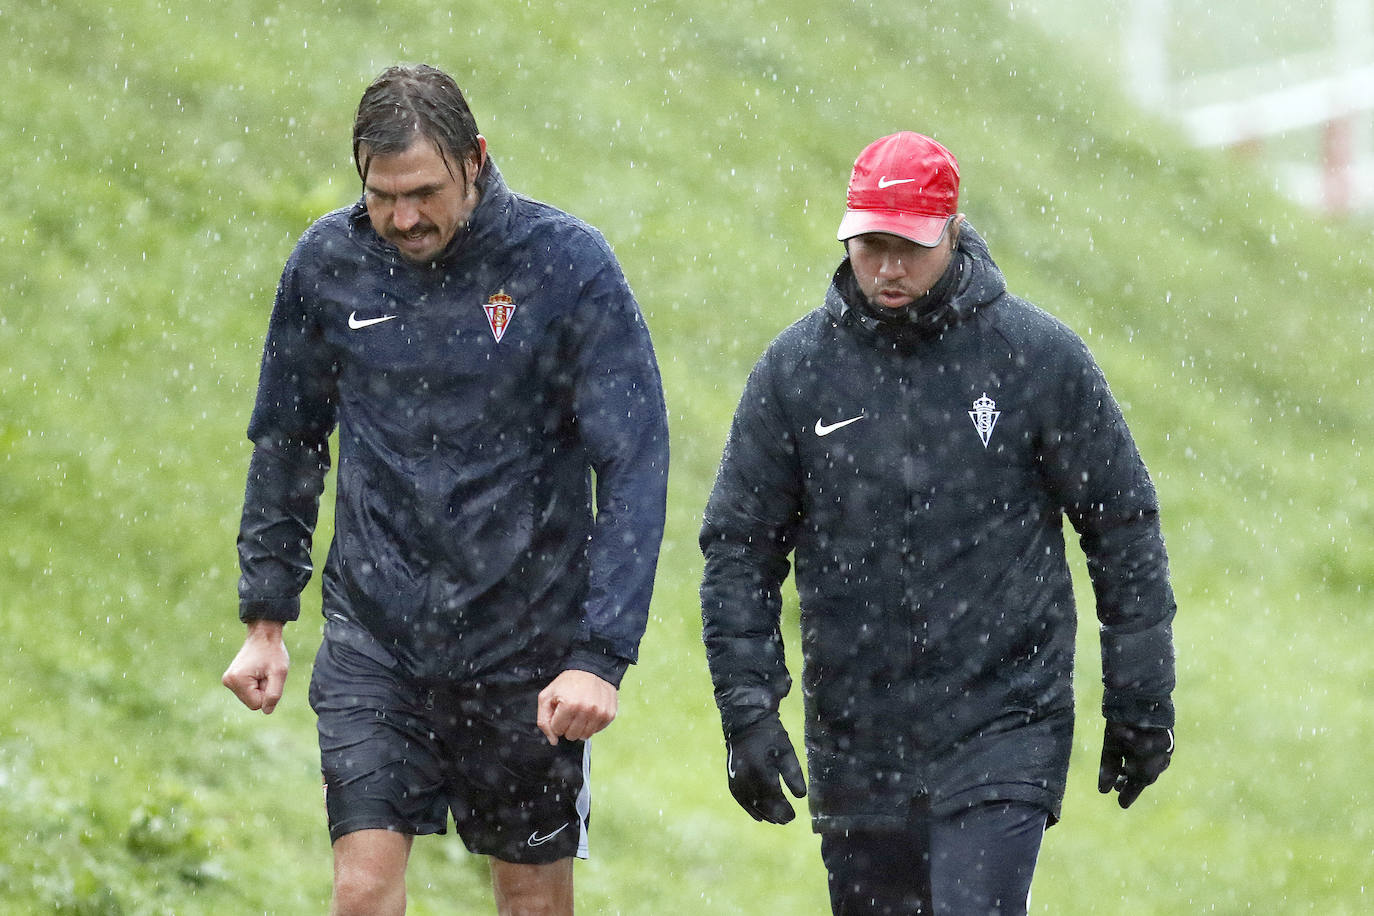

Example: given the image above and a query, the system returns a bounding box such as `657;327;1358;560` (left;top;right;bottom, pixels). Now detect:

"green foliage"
3;0;1370;912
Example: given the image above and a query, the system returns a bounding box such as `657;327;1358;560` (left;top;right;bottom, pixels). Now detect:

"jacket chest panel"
797;355;1026;481
314;262;576;455
319;266;557;392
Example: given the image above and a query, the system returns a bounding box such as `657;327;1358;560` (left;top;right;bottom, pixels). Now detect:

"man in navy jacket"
223;64;668;915
700;132;1175;914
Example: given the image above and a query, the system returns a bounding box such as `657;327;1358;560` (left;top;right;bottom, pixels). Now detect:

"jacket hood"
347;158;517;268
824;222;1007;344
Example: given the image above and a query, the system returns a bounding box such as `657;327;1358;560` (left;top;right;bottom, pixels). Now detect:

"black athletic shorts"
307;617;590;864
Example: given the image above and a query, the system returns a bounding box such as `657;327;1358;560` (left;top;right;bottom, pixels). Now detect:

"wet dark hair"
352;64;482;188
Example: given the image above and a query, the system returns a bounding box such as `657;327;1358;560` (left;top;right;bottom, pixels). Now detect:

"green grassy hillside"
3;0;1370;912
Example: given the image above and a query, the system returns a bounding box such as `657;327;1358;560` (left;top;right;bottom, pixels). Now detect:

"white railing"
1126;0;1374;213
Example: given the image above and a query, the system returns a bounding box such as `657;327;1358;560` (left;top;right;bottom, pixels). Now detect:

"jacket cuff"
238;596;301;624
718;703;781;739
1102;690;1174;729
564;647;631;687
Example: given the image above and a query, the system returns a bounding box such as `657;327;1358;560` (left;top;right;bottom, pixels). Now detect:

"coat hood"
824;222;1007;345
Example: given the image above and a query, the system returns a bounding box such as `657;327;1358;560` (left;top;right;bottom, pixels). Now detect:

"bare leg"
331;829;413;916
490;857;574;916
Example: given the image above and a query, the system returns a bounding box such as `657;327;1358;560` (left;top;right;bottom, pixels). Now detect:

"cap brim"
837;209;951;247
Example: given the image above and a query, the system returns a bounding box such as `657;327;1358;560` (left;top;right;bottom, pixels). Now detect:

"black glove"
725;717;807;824
1098;720;1174;809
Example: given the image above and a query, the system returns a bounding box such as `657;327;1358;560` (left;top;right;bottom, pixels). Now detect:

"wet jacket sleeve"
236;245;339;623
562;258;669;686
699;357;802;736
1038;333;1176;729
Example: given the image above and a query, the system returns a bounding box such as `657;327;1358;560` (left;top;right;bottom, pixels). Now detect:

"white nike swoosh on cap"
348;311;397;329
877;176;917;188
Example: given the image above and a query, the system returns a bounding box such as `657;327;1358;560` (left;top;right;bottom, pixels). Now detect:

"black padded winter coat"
700;227;1175;829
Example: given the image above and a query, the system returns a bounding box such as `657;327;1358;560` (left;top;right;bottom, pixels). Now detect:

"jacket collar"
824;223;1007;344
347;158;517;269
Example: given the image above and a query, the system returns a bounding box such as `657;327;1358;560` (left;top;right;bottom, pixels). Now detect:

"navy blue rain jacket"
700;227;1175;828
237;160;669;686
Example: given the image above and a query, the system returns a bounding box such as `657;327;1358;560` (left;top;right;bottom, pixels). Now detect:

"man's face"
847;227;955;310
361;135;486;263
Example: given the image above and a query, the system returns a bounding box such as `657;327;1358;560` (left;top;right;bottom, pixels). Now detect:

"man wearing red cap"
700;132;1177;913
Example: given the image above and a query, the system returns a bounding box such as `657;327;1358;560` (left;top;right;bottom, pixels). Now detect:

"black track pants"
821;800;1048;915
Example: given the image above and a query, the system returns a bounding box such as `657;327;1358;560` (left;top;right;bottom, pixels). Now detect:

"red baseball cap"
836;132;960;247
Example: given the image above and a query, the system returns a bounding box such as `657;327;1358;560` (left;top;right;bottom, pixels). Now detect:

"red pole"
1323;115;1354;215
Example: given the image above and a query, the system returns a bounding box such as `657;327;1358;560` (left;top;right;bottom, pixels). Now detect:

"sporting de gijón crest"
483;290;517;342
